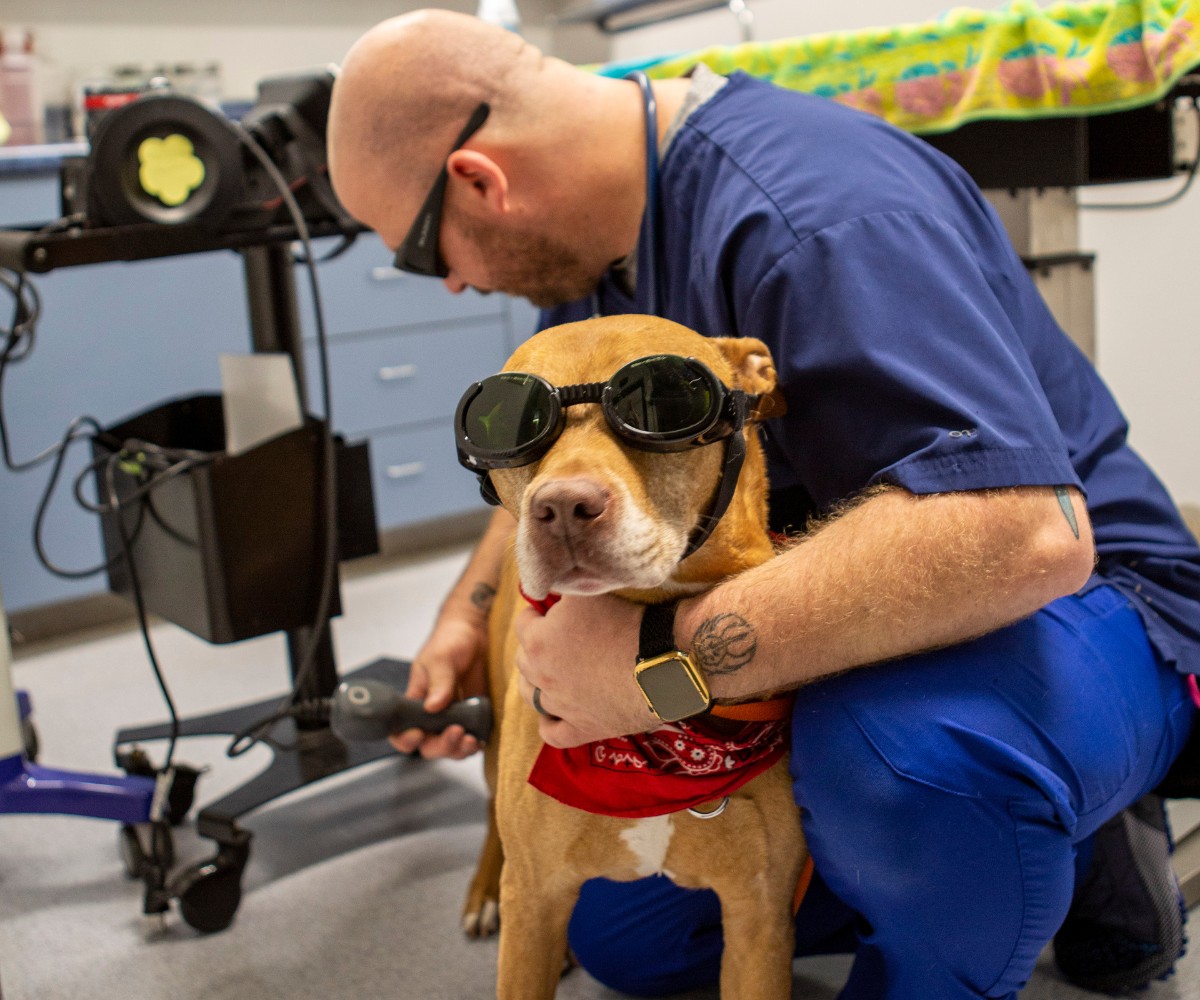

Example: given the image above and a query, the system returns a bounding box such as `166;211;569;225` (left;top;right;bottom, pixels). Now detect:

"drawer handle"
377;364;418;382
386;462;426;480
370;266;407;282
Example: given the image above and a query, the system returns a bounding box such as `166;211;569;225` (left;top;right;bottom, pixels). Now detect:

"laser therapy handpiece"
330;679;493;745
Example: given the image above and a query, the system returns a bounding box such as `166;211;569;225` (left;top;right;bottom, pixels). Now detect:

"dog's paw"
462;897;500;938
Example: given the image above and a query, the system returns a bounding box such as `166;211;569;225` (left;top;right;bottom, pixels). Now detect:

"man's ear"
447;149;510;215
711;336;787;421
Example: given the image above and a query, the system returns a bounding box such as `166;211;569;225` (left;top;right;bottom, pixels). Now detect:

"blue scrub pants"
566;585;1197;999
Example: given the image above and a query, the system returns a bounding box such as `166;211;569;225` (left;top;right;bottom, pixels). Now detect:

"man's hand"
514;593;659;748
391;508;513;759
391;614;488;759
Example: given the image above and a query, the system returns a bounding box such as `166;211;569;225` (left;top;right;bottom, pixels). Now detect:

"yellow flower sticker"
137;134;206;207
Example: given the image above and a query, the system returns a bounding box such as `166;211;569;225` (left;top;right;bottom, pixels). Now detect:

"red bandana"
528;717;789;818
519;586;791;818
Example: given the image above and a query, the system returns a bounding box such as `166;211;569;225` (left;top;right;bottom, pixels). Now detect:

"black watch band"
639;600;679;660
635;601;711;722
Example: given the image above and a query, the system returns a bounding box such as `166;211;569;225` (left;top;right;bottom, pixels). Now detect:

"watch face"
636;655;710;722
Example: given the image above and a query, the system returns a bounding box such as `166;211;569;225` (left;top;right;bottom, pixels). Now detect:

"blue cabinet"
299;235;536;530
0;168;540;615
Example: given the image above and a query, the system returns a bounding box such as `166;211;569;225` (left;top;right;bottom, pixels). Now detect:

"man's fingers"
537;717;589;750
408;656;461;714
516;672;547;714
389;725;480;760
389;727;424;755
403;661;431;702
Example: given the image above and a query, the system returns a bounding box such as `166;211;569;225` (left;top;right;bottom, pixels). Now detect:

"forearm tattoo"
691;612;757;676
470;582;497;613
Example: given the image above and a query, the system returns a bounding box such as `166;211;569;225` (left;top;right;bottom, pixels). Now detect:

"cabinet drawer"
306;320;510;436
368;423;487;528
0;172;60;228
303;238;501;338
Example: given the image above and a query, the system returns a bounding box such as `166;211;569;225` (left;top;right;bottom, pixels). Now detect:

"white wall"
610;0;1200;511
2;0;536;102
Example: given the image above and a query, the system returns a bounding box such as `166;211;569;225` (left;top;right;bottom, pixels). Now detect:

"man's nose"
443;272;467;295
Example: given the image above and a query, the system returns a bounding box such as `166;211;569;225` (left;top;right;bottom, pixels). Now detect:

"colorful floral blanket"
597;0;1200;134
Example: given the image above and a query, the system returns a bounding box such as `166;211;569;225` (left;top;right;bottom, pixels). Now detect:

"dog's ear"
711;337;788;421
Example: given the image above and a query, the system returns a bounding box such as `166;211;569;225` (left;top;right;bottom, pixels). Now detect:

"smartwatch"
634;601;711;722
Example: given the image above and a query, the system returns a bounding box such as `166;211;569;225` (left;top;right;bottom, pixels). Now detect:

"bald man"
328;12;1200;999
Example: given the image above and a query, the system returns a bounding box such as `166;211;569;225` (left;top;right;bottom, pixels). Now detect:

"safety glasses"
455;354;754;472
392;103;491;278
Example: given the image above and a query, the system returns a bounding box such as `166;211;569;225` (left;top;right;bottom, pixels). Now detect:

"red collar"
519;584;561;616
520;585;792;818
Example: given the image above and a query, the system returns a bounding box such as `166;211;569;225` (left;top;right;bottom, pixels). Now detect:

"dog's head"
457;315;783;601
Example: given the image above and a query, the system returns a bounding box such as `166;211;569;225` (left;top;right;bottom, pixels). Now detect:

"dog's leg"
463;794;503;937
495;859;580;1000
465;555;519;938
713;878;800;999
670;765;805;999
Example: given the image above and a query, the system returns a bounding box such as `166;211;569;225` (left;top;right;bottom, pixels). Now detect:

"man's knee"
788;645;1084;842
568;877;723;996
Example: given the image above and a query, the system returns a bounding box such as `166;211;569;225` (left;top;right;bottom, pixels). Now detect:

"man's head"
328;10;647;308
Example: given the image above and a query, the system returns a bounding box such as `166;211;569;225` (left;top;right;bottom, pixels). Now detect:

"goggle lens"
462;373;555;453
609;356;715;437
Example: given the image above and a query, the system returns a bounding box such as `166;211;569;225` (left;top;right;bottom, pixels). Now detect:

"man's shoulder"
686;72;902;154
666;73;980;244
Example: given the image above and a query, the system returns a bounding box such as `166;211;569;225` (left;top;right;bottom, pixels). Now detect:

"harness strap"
711;695;794;722
793;855;816;915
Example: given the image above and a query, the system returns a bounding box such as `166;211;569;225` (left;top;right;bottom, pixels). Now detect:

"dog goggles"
454;354;758;559
455;354;754;471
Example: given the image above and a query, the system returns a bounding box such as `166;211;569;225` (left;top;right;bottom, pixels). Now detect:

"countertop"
0;141;88;176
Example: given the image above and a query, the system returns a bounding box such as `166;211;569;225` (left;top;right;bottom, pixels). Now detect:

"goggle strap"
682;407;749;560
738;392;766;423
557;381;606;406
478;473;503;506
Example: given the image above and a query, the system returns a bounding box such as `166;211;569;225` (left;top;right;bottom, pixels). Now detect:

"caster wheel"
118;824;143;879
20;717;38;762
164;764;201;826
176;863;244;934
118;822;175;879
170;836;251;934
114;751;202;826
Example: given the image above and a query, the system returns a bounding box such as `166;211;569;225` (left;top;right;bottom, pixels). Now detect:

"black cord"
220;117;342;759
105;454;181;777
293;233;357;266
225;697;334;756
0;268;39;367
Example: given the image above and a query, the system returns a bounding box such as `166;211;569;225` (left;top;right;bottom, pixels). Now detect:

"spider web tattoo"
691;612;757;676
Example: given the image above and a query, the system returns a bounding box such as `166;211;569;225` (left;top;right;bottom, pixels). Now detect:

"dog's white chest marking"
620;815;675;877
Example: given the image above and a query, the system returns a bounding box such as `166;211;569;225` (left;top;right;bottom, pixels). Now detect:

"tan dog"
462;315;807;999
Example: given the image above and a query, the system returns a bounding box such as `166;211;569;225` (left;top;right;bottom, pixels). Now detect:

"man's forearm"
677;485;1096;701
440;507;516;626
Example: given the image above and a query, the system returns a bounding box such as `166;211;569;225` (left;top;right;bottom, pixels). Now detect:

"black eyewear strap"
393;102;491;278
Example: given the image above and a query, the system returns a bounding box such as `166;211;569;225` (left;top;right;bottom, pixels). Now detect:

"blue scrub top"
541;71;1200;675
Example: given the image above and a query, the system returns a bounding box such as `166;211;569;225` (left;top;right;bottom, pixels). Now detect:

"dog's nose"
530;479;610;532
